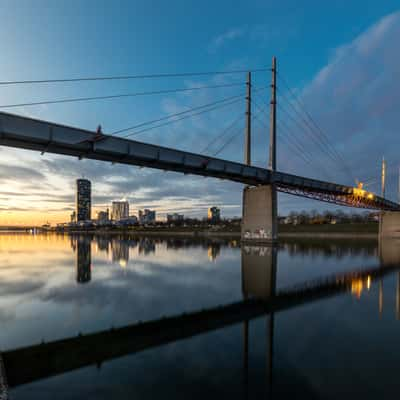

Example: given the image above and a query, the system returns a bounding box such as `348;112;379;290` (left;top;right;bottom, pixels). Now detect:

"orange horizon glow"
0;210;71;226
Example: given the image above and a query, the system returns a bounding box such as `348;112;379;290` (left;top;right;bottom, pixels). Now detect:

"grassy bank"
278;222;378;234
55;222;379;239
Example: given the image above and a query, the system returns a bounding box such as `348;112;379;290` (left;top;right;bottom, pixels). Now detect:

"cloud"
277;10;400;204
2;11;400;220
0;163;45;183
209;27;246;52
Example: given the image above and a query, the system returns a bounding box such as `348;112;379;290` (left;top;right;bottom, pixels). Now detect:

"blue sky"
0;1;399;224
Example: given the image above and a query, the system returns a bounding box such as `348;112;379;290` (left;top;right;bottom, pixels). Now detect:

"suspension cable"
0;68;271;86
277;72;355;181
111;93;245;135
122;96;244;138
201;114;244;154
0;82;244;109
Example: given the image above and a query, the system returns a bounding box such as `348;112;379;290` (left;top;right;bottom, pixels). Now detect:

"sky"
0;0;399;225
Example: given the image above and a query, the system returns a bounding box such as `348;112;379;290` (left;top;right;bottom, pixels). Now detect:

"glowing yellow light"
353;188;366;197
119;259;127;268
367;276;371;289
351;279;364;299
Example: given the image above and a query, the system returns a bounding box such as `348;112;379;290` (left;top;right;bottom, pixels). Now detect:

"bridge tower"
241;57;278;242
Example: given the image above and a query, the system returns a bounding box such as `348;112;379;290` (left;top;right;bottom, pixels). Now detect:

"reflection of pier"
379;239;400;317
242;245;277;300
0;353;7;400
242;245;277;397
3;254;400;389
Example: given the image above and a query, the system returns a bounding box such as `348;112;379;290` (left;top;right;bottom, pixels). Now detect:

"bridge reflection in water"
2;237;400;395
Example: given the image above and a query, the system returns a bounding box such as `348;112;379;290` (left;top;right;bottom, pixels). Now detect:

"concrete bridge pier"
379;211;400;239
241;185;278;243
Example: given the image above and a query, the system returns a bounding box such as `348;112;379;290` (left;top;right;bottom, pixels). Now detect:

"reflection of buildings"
138;238;156;255
76;179;91;221
96;236;110;253
112;239;129;268
76;237;91;283
207;243;221;261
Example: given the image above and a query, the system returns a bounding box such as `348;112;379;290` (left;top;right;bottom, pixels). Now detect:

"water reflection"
5;238;400;391
241;245;277;397
76;237;91;284
2;234;400;399
67;234;383;267
69;234;236;268
68;234;400;315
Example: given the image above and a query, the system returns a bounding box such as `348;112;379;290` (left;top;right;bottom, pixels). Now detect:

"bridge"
0;57;399;241
1;257;398;390
0;110;397;211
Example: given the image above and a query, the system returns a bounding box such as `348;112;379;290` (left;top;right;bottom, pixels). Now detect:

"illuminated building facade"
76;179;91;221
139;209;156;224
112;201;129;221
207;207;220;223
97;209;109;222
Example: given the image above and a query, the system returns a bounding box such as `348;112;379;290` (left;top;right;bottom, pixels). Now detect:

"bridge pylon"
241;57;278;242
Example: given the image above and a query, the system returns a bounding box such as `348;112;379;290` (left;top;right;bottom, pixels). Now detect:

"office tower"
76;179;91;221
111;201;129;221
167;213;184;223
207;207;220;223
138;209;156;224
97;209;109;222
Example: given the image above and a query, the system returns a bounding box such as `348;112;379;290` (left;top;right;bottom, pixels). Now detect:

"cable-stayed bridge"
0;110;397;211
0;58;399;241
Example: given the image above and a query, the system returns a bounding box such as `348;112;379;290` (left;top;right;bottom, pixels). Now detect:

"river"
0;233;399;399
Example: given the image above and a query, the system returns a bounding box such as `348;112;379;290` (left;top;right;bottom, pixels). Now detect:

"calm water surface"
1;233;400;399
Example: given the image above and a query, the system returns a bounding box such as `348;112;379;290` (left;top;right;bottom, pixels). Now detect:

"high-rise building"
76;179;91;221
208;207;221;223
138;209;156;224
97;209;109;222
167;213;184;223
111;201;129;221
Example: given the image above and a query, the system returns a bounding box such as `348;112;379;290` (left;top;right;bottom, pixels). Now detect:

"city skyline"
0;2;400;225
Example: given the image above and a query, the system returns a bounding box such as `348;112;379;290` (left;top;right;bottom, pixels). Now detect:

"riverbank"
55;222;379;239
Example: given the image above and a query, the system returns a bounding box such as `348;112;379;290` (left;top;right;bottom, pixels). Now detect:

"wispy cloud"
278;10;400;201
209;27;246;52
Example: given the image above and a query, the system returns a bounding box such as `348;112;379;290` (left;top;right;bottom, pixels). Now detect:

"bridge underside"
0;111;399;211
277;184;392;210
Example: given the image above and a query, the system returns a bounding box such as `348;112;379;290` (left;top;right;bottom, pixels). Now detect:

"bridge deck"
0;111;398;210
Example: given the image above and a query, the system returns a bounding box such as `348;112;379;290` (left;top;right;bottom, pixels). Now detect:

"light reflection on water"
1;233;400;399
